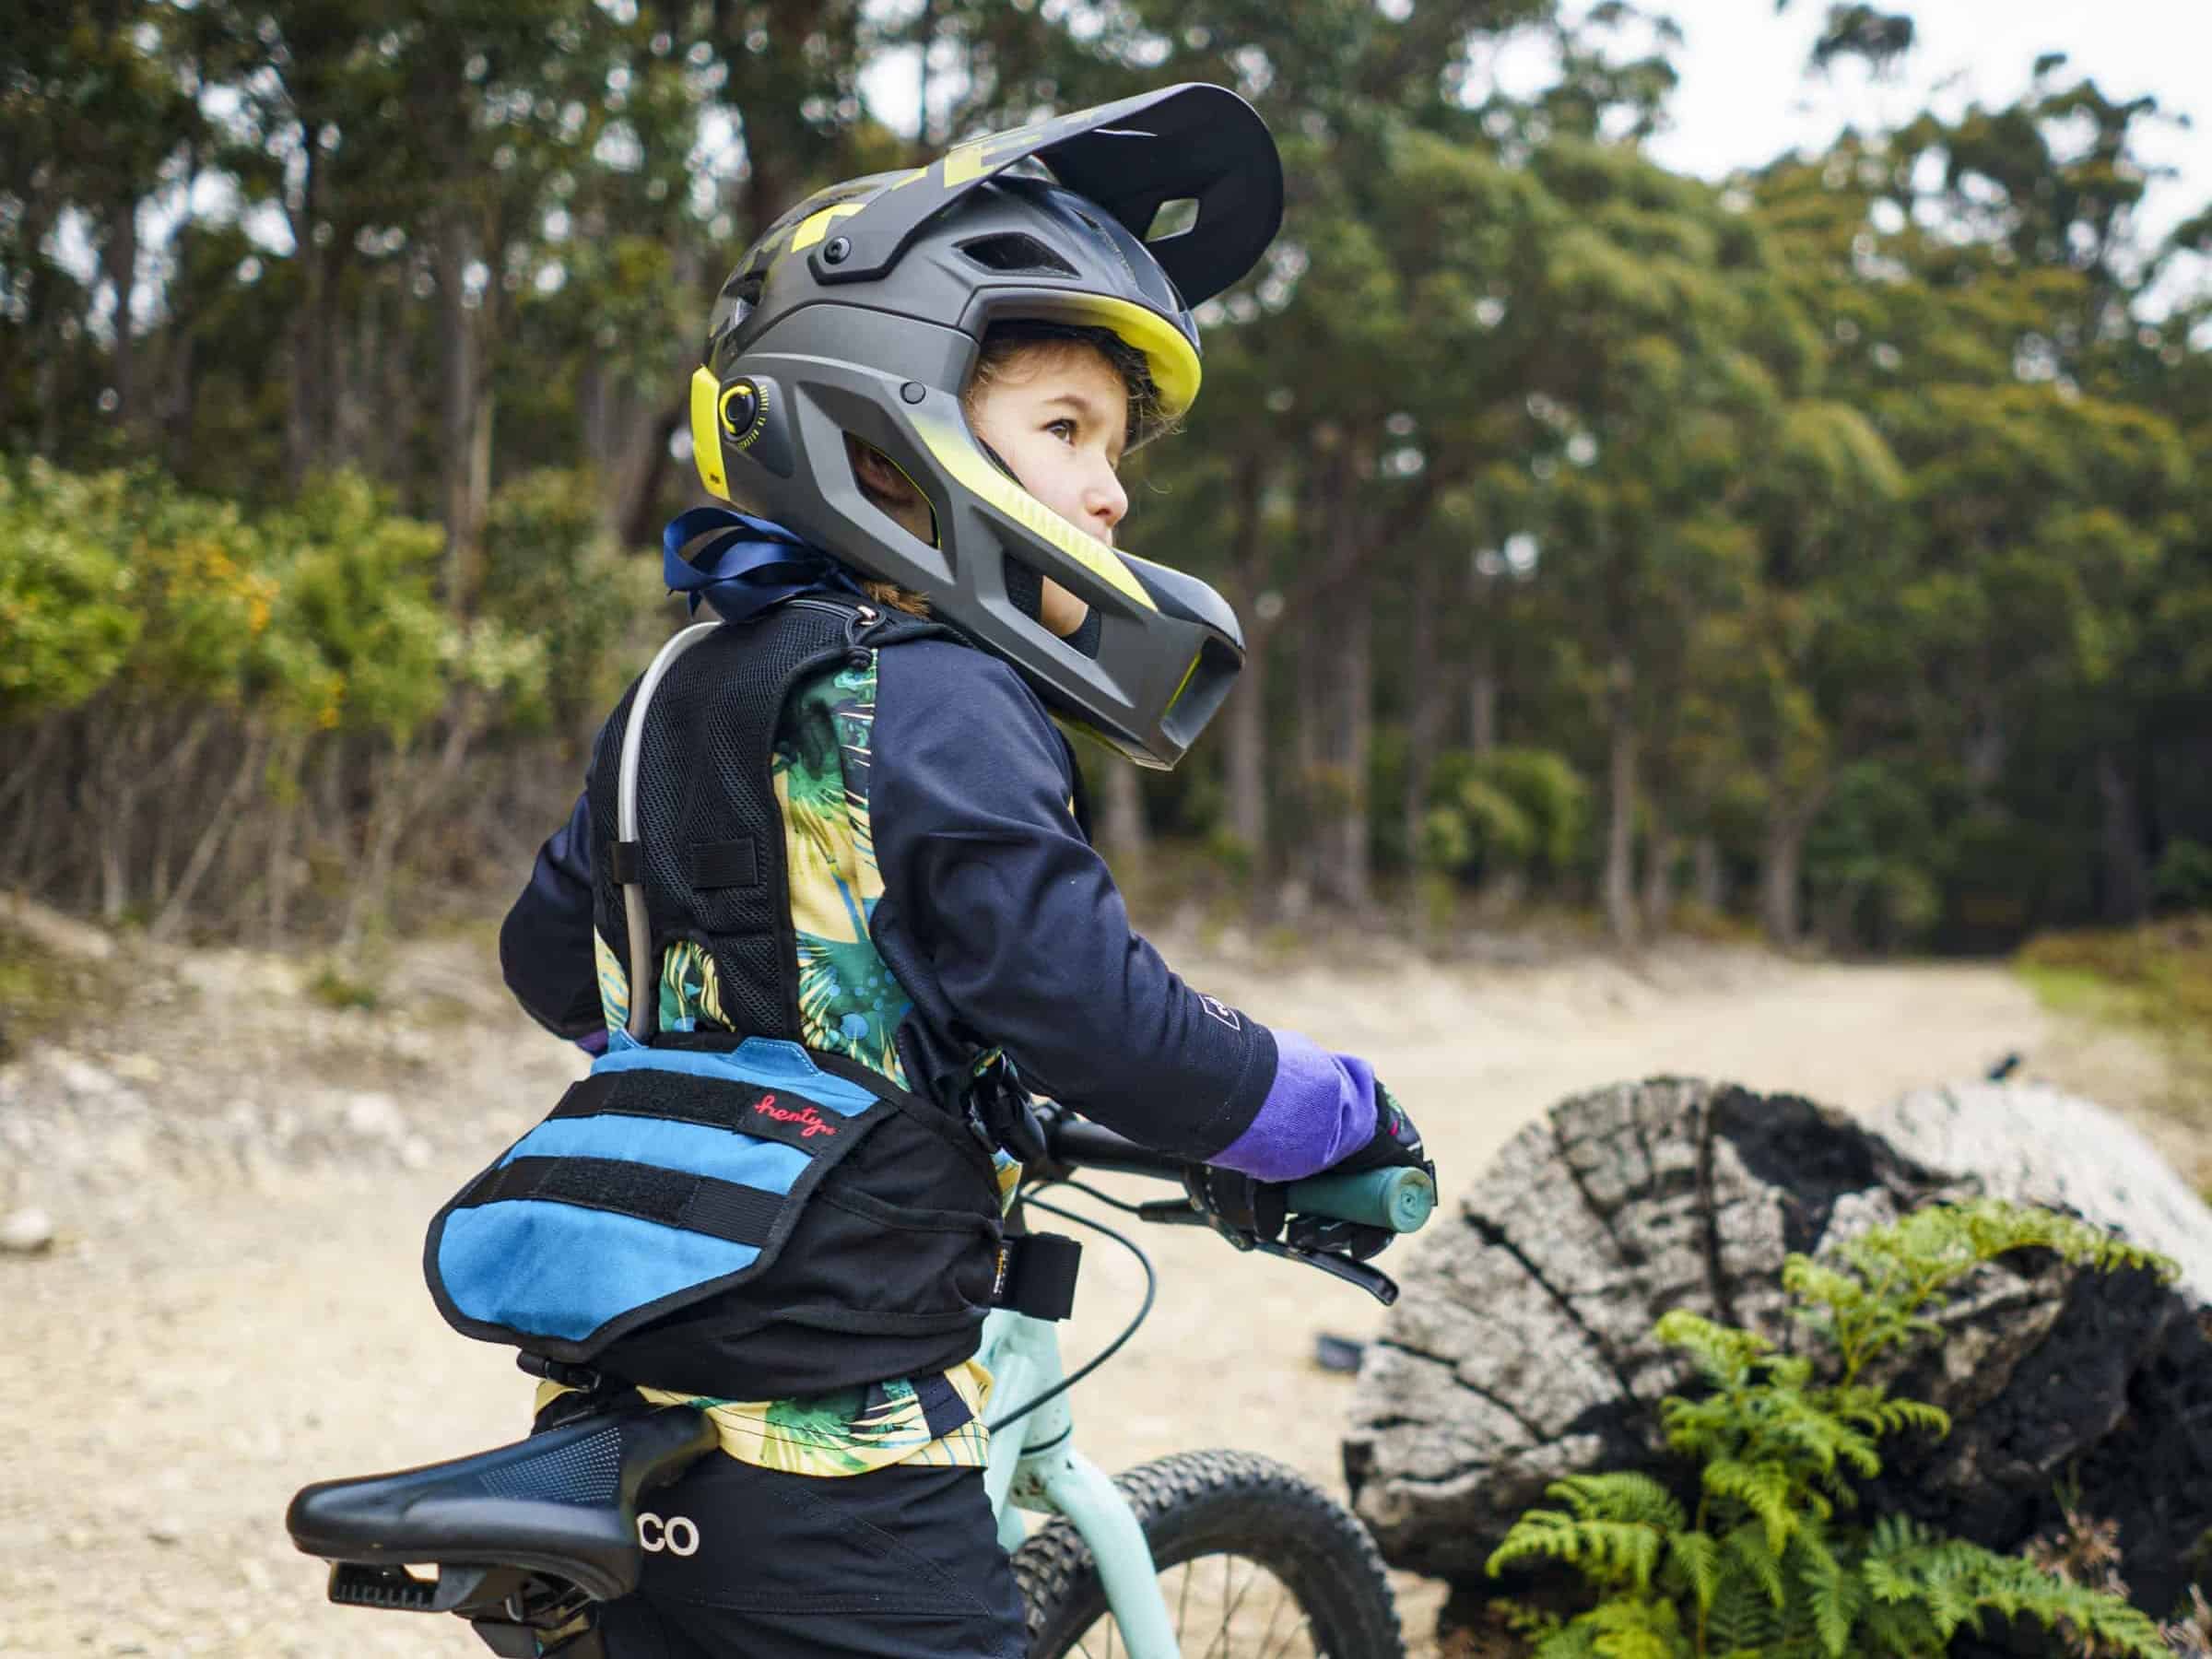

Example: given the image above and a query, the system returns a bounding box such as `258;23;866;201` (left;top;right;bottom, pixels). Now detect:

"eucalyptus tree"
1855;71;2190;931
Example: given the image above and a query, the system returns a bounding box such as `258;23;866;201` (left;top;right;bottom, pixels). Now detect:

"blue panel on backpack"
594;1033;877;1117
499;1114;810;1195
439;1202;760;1341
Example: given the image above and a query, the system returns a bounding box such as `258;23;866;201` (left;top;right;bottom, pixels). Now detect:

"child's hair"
838;323;1166;617
963;321;1169;446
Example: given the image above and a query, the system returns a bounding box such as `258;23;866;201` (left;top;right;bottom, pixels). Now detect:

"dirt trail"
0;929;2179;1657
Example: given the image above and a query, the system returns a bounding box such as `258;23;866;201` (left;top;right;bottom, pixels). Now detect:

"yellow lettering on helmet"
939;124;1045;190
790;201;866;252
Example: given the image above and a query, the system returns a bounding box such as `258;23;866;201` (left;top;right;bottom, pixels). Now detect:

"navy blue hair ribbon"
661;507;868;623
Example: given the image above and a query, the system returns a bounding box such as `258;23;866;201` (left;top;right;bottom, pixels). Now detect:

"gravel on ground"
0;918;2183;1657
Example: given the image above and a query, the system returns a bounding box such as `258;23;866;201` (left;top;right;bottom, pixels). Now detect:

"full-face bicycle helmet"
687;83;1284;769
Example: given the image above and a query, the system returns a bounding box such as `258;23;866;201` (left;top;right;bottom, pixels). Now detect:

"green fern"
1486;1197;2176;1658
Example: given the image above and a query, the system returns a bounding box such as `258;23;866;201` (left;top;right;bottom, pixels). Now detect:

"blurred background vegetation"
5;0;2210;960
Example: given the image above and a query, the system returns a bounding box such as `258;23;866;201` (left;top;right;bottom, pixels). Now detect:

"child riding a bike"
436;84;1432;1658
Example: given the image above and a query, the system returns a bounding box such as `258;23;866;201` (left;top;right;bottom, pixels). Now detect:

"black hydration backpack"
425;597;1009;1398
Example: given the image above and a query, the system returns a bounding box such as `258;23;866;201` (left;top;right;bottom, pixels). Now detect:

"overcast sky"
862;1;2209;290
1494;0;2212;248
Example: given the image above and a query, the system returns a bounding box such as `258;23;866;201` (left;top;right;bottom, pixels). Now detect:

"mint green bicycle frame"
971;1160;1432;1655
977;1305;1181;1658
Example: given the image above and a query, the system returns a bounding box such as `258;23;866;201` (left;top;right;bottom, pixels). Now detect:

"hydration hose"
983;1186;1158;1433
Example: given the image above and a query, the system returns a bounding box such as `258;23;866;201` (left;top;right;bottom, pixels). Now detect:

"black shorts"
586;1454;1028;1659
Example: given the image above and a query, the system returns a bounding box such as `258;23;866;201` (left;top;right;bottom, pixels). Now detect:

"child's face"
965;343;1131;638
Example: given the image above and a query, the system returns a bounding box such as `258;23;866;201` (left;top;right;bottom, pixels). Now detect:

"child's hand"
1182;1164;1285;1248
1329;1082;1430;1177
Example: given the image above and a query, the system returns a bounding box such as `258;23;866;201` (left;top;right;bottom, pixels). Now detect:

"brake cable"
983;1187;1158;1433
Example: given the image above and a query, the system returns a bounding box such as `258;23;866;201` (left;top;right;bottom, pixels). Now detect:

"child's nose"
1086;465;1127;536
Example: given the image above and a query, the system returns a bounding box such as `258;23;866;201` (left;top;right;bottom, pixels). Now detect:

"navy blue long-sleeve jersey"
500;632;1374;1177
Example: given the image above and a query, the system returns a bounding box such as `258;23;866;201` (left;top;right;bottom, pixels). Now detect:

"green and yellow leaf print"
534;1359;995;1478
772;658;912;1088
655;938;728;1034
593;930;629;1034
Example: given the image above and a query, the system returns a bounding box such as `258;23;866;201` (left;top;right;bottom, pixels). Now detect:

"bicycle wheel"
1011;1448;1403;1659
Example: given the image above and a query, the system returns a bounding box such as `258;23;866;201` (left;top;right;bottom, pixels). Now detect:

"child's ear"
845;435;905;498
843;434;938;547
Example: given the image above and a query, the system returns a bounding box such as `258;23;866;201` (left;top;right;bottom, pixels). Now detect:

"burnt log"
1344;1077;2212;1621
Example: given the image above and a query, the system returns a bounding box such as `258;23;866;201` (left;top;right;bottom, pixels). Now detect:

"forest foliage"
4;1;2209;949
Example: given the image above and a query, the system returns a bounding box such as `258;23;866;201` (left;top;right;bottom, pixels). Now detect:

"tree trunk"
613;402;682;547
1346;1077;2212;1622
1759;794;1822;948
285;141;324;488
2095;746;2150;924
1467;651;1498;755
1096;759;1148;868
1289;609;1325;903
1641;823;1677;935
1602;657;1638;947
104;194;140;423
1466;560;1498;754
1405;555;1444;924
1224;640;1268;875
150;724;271;943
160;147;201;472
1316;568;1372;911
1222;458;1271;880
18;175;61;456
437;210;488;613
1692;833;1725;912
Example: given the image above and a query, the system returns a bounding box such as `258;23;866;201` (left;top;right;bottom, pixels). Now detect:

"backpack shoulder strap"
592;599;865;1041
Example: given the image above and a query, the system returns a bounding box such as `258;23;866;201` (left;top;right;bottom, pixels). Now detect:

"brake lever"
1138;1196;1402;1300
1253;1239;1400;1305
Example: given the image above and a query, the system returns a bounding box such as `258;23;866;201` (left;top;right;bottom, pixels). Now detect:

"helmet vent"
1146;198;1200;241
959;233;1079;277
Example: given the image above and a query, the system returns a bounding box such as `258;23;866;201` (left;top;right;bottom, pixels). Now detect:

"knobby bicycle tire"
1011;1448;1404;1658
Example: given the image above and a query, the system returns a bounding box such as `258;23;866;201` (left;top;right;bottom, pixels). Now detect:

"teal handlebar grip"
1283;1167;1436;1232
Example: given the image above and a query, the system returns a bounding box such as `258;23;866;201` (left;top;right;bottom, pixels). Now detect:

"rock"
0;1207;55;1253
1345;1077;2212;1619
0;892;114;960
1870;1079;2212;1302
49;1051;120;1100
146;1523;181;1547
340;1092;404;1142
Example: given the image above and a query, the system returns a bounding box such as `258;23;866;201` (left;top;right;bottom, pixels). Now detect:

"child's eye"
1045;418;1077;444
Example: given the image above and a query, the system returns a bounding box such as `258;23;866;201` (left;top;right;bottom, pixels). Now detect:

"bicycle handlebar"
1285;1166;1436;1232
1040;1115;1434;1235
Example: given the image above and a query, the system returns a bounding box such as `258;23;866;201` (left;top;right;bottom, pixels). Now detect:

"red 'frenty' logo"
752;1093;836;1137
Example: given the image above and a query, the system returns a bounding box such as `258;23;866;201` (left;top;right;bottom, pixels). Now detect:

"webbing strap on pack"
457;1156;784;1248
993;1232;1081;1322
684;838;759;889
545;1070;862;1155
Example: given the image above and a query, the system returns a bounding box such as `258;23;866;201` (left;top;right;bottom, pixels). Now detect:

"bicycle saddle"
286;1403;718;1606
